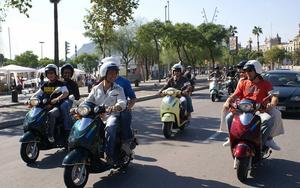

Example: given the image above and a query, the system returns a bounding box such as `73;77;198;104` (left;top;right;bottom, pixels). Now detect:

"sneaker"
121;143;133;155
48;136;55;143
265;139;281;151
222;138;230;147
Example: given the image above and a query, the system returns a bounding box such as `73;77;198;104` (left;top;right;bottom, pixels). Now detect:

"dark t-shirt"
41;80;66;100
64;79;80;100
161;76;192;92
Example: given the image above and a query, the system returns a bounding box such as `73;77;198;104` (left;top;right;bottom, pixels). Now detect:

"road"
0;89;299;188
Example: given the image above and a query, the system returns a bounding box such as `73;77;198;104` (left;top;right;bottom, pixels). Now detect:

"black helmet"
61;63;74;77
236;60;247;69
214;65;219;70
45;64;58;76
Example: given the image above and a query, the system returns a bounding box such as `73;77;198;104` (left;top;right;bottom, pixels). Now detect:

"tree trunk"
257;35;260;52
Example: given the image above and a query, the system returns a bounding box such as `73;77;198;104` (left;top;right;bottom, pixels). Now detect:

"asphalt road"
0;89;299;188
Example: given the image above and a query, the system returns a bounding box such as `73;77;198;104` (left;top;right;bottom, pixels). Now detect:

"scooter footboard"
62;148;89;166
233;143;252;158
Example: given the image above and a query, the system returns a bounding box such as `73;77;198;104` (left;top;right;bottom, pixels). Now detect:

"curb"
0;85;208;129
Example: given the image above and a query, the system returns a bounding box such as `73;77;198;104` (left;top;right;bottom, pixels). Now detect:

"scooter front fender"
161;113;175;122
62;148;89;166
19;131;37;143
210;89;218;95
233;143;252;158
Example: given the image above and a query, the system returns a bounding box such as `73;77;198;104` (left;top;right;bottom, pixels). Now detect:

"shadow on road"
27;149;66;169
282;112;300;120
93;163;237;188
132;106;226;145
244;158;300;187
0;126;23;136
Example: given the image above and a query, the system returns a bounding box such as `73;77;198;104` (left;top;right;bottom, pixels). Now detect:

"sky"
1;0;300;60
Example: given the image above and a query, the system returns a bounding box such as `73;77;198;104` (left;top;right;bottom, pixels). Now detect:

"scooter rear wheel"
162;122;172;139
20;142;39;164
236;158;249;182
64;164;89;188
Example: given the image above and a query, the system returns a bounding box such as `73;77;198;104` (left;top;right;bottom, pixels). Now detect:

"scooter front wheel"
211;94;217;102
64;164;89;188
236;158;249;182
20;142;39;164
162;122;172;139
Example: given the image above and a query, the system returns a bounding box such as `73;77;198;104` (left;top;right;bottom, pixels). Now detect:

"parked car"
262;70;300;114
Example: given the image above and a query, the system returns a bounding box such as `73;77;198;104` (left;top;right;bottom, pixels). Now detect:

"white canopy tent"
0;64;37;90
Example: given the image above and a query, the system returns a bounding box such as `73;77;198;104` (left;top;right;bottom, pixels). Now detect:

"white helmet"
99;57;120;78
243;60;263;74
172;63;183;72
45;64;58;76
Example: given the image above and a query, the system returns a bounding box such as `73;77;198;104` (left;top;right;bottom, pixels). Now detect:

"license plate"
276;106;286;111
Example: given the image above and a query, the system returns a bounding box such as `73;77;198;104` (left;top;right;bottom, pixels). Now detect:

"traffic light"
65;41;70;61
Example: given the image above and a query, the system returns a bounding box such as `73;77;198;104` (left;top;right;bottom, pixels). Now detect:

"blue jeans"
185;95;194;113
226;112;275;144
60;99;73;130
105;115;120;162
120;109;133;142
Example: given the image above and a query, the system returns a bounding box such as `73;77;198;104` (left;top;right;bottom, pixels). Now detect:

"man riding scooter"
223;60;282;150
159;63;194;119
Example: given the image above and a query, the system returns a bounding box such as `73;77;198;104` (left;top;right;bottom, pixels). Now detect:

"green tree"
228;25;238;36
0;0;32;21
137;20;165;81
112;22;139;77
292;49;300;65
73;54;98;74
14;51;39;68
252;26;263;52
197;23;228;68
264;47;286;69
38;58;54;67
84;0;139;58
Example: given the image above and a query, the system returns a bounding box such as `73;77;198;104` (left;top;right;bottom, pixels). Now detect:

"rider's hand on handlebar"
50;98;60;105
266;102;275;111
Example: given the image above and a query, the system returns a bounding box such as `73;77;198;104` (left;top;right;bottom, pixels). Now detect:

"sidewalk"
0;77;208;129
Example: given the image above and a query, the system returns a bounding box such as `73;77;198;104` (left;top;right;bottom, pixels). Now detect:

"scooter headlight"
77;105;91;116
238;103;254;112
30;98;40;106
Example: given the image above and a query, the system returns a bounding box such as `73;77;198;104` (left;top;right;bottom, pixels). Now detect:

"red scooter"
228;97;274;182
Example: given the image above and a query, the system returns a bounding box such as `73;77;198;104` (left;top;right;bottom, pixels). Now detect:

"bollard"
11;89;18;102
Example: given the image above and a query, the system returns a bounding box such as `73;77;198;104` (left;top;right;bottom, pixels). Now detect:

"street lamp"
50;0;60;67
164;5;167;22
39;41;45;59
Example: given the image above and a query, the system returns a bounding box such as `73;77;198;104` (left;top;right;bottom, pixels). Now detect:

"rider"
31;64;69;143
85;60;126;165
184;65;195;93
223;60;281;150
60;63;80;131
159;63;194;119
100;56;137;155
209;65;224;80
235;60;248;82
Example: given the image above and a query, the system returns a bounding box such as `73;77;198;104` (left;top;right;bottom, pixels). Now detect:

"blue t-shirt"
115;76;136;100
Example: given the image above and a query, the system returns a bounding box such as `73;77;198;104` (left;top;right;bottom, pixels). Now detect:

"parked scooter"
19;88;75;164
228;91;278;182
208;77;228;102
62;100;138;188
160;87;189;139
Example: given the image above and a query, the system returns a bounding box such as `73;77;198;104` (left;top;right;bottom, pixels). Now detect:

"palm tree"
252;26;263;52
229;25;238;36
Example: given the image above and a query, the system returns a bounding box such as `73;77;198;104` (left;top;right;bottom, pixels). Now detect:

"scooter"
62;100;138;188
225;76;237;95
228;92;278;182
19;88;75;164
160;87;189;139
208;77;227;102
